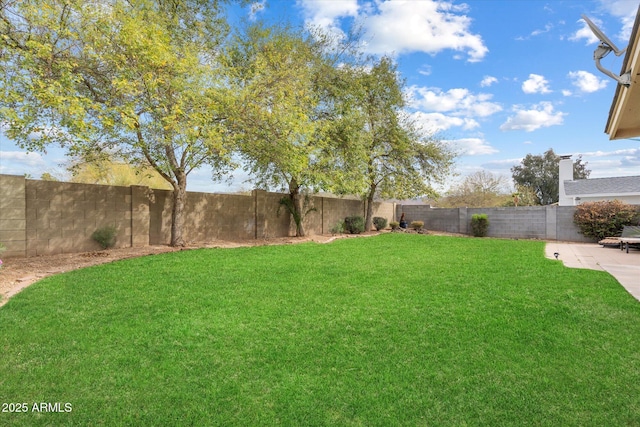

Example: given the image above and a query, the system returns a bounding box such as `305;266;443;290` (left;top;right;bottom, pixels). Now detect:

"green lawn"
1;234;640;426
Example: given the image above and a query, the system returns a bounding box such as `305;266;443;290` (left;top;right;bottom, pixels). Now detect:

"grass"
1;234;640;425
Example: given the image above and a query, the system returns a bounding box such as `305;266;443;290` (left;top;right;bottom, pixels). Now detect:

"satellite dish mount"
582;14;631;86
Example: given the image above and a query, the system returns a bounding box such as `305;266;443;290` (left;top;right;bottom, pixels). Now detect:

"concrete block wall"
468;207;547;239
322;196;365;233
25;180;134;256
396;204;601;242
0;175;27;257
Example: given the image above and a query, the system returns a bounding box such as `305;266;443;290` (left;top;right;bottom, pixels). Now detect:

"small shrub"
373;217;388;231
389;221;399;230
92;226;117;249
573;200;640;240
344;216;365;234
410;220;424;231
330;220;345;234
471;214;489;237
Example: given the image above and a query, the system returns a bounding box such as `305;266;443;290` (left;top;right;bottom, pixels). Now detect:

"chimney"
558;155;573;206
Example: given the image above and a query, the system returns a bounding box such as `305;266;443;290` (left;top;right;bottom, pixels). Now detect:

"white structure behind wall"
558;155;574;206
558;155;640;206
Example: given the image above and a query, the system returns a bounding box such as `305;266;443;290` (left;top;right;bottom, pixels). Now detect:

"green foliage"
344;216;365;234
224;24;350;236
389;221;400;230
373;217;388;231
91;226;117;250
471;214;489;237
330;220;345;234
410;220;424;230
0;0;234;246
278;195;316;236
441;171;511;208
573;201;640;240
511;149;590;205
327;56;455;230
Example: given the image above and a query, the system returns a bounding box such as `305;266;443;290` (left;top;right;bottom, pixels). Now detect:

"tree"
0;0;233;246
336;57;455;230
224;24;344;236
40;172;59;181
67;157;172;189
440;171;510;208
511;149;590;205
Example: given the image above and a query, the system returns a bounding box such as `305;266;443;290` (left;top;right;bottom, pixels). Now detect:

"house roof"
564;175;640;196
605;5;640;139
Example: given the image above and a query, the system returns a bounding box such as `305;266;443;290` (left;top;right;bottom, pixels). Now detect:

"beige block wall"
322;196;365;233
0;175;27;257
26;180;134;256
0;174;397;257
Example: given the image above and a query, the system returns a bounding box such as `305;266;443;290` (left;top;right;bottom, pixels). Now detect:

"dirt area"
0;233;374;306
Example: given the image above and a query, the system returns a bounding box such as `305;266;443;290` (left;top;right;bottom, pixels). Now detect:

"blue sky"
1;0;639;193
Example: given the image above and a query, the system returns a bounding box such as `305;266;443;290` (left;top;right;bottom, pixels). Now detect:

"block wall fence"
3;174;631;258
0;174;394;258
395;204;610;243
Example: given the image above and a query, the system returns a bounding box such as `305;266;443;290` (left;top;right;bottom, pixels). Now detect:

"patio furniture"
619;226;640;253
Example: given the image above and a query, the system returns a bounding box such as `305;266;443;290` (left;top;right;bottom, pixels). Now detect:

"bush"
410;220;424;231
330;220;345;234
344;216;365;234
573;200;640;240
373;217;388;231
389;221;399;230
92;226;117;249
471;214;489;237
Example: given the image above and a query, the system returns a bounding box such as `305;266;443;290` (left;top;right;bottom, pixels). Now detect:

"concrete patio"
545;241;640;300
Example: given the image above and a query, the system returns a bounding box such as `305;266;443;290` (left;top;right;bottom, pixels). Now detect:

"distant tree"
440;170;510;208
40;172;59;182
0;0;234;246
505;185;539;207
68;157;172;189
511;149;590;205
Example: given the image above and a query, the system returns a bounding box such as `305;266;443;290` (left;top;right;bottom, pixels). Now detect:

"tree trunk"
365;183;376;232
170;171;188;247
289;179;306;237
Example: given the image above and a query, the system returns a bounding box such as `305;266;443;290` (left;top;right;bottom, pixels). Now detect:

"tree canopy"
511;149;590;205
335;56;455;230
440;171;511;208
0;0;234;245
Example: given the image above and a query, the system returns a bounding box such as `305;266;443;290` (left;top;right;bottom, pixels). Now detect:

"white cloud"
571;18;601;44
480;76;498;87
531;23;553;37
418;65;432;76
500;102;566;132
0;150;47;175
567;70;608;93
297;0;359;39
411;112;479;133
445;137;499;156
598;0;639;41
297;0;488;62
407;86;502;117
248;0;266;21
522;74;551;94
562;89;573;97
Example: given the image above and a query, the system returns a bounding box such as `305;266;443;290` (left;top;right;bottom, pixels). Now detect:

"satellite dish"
581;14;625;56
581;14;631;86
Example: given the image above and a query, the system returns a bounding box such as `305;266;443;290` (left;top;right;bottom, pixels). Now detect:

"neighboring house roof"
606;5;640;139
564;175;640;196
